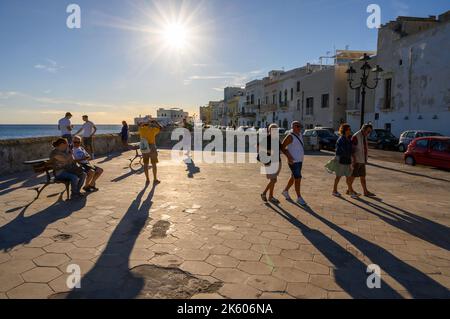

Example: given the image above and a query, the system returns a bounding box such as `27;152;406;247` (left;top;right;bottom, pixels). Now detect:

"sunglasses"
73;141;81;144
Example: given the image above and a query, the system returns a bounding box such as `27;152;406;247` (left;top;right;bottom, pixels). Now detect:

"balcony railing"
279;101;289;110
260;104;277;113
237;112;256;118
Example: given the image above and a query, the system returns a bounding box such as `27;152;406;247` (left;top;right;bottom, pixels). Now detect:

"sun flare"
162;23;188;50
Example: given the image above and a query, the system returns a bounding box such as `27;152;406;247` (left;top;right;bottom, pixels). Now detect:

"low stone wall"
0;133;140;176
0;130;319;175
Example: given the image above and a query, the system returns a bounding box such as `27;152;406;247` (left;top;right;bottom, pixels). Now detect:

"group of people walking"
259;121;376;206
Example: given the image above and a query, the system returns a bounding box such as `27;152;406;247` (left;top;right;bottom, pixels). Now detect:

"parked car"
314;126;335;135
404;136;450;169
398;130;443;152
367;129;399;150
304;129;338;150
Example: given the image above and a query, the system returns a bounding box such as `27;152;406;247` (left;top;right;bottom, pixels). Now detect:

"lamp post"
346;53;383;128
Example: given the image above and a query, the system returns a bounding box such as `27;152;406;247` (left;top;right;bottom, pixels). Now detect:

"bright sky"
0;0;448;124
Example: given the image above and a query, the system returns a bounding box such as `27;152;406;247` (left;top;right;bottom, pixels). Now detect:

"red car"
404;136;450;169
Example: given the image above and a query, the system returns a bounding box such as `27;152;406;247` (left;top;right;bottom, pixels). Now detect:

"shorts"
80;163;101;173
142;144;159;163
352;163;366;177
82;137;93;147
265;161;282;181
288;162;303;179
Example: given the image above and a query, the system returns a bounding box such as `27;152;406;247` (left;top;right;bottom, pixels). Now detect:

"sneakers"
282;190;292;201
269;197;280;204
296;197;307;206
332;191;341;197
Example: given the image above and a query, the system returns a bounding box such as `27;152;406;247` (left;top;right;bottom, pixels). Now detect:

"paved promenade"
0;149;449;299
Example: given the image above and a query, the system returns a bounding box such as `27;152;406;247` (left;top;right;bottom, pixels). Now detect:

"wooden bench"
128;142;143;169
23;159;71;200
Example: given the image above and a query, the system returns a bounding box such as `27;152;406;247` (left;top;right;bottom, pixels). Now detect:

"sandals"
332;191;341;197
261;193;268;202
364;192;377;197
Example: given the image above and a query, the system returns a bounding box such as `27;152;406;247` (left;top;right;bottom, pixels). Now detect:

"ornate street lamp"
346;53;383;128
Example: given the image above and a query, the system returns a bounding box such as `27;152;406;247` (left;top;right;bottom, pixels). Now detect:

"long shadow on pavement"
65;184;155;298
266;203;402;298
291;202;450;298
367;162;450;183
0;195;87;252
352;197;450;251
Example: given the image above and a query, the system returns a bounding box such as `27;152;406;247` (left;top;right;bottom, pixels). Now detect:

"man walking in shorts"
138;118;161;185
281;121;307;206
348;123;376;198
58;112;74;147
74;115;97;159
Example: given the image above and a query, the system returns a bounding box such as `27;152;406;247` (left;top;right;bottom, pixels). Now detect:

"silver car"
398;130;442;152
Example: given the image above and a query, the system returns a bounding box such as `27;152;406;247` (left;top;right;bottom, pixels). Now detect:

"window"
279;91;282;104
297;99;300;111
384;78;392;109
265;96;268;104
384;123;391;132
272;94;276;104
291;88;294;101
296;81;300;92
251;94;255;105
406;131;415;138
284;89;288;102
321;94;329;108
306;97;314;115
257;98;261;107
416;139;429;149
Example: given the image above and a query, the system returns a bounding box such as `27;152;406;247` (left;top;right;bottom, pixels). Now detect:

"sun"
162;23;188;50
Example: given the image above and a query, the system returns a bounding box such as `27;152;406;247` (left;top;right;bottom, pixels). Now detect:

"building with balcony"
157;108;189;122
370;11;450;136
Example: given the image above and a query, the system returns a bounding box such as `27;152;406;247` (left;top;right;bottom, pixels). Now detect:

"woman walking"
120;121;129;149
332;124;357;197
259;124;283;204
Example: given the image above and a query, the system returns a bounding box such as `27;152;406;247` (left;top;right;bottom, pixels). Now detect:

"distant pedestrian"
182;118;193;161
138;118;161;185
259;124;283;204
348;123;376;197
332;123;357;197
120;120;129;149
58;112;74;146
72;135;103;192
74;115;97;159
281;121;307;206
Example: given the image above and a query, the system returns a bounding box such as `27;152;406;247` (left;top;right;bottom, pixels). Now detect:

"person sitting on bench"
49;138;86;199
72;135;103;192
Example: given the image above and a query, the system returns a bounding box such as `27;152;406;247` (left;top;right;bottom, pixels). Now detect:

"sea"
0;124;123;140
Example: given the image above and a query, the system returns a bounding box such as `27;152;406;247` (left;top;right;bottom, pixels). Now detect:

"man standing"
138;118;162;185
58;112;74;146
348;123;376;198
75;115;97;159
281;121;307;206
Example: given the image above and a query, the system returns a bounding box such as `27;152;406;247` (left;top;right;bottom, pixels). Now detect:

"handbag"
139;138;151;154
324;157;338;174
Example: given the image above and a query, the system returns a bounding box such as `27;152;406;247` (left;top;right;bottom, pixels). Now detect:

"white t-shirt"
287;131;305;163
73;146;90;164
58;117;72;135
81;121;95;137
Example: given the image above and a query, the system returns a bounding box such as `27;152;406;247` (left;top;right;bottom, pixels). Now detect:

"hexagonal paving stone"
229;249;262;261
67;247;99;260
7;283;54;299
211;268;250;283
23;237;54;248
206;255;239;268
130;248;156;261
150;254;184;267
247;275;287;292
175;249;210;261
22;267;62;283
219;283;260;299
259;292;294;299
309;274;343;291
73;237;107;248
261;232;288;240
223;239;251;250
261;255;295;268
0;259;36;274
0;253;11;264
44;242;77;253
251;244;282;255
238;261;273;275
0;273;24;292
48;274;72;293
9;247;46;259
273;267;309;283
180;261;215;276
287;283;328;299
58;259;95;275
175;239;204;249
294;261;330;275
281;249;314;261
270;240;299;250
201;244;232;255
33;253;70;267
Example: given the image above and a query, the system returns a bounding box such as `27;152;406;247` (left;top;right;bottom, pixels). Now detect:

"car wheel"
398;144;405;152
405;156;416;166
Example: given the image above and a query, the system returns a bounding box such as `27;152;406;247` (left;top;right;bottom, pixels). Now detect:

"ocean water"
0;124;123;140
